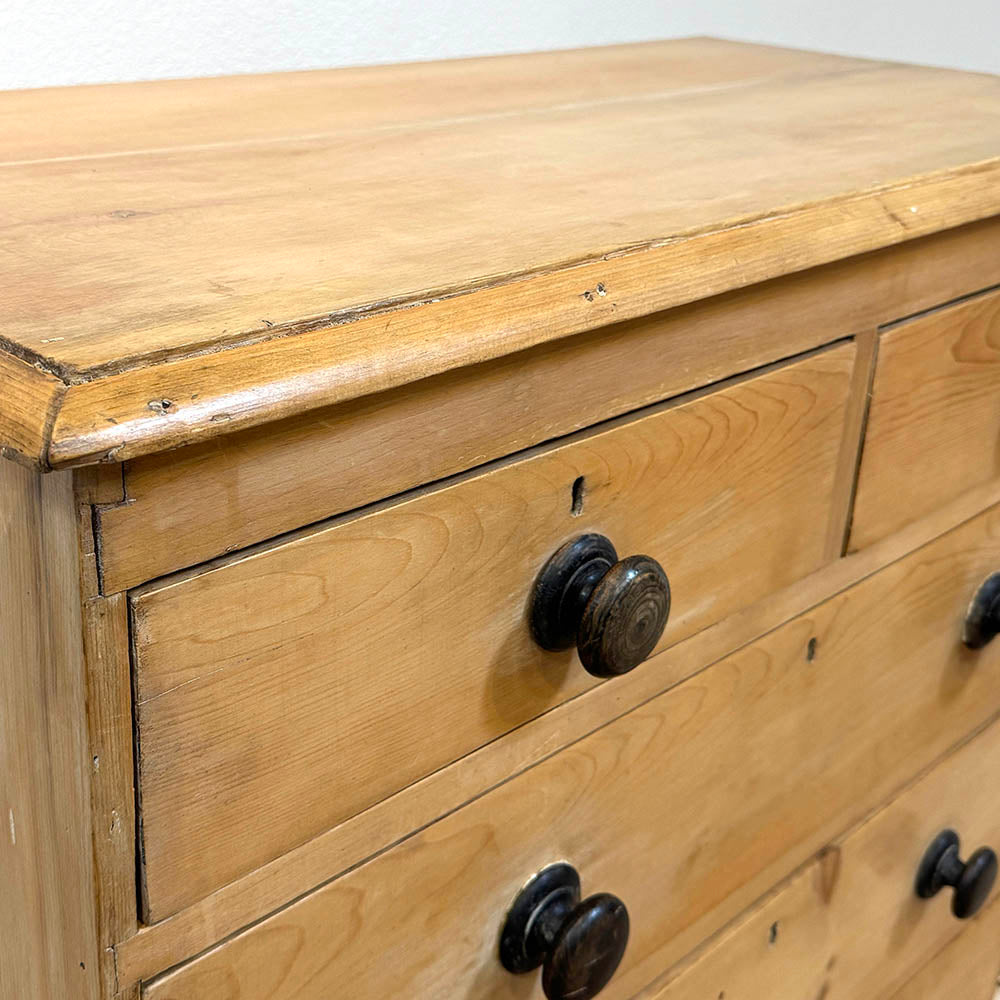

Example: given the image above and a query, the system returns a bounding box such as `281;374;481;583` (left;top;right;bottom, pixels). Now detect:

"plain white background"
1;0;998;91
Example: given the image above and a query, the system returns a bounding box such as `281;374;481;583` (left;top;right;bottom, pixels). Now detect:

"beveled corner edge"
0;351;68;469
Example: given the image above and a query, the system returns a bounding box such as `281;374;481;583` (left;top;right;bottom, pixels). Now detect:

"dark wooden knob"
915;829;998;919
499;862;629;1000
963;573;1000;649
531;533;670;677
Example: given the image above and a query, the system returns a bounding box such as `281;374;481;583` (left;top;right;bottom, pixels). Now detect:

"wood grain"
142;502;1000;1000
114;476;1000;988
76;463;127;507
0;39;863;163
638;861;835;1000
81;592;137;997
42;159;1000;471
850;287;1000;550
888;898;1000;1000
6;49;1000;377
0;353;65;467
642;715;1000;1000
0;462;101;1000
130;345;854;919
95;217;1000;593
71;468;138;999
1;41;999;467
822;724;1000;1000
825;326;879;560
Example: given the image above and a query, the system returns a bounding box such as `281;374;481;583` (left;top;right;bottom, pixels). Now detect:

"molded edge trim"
2;157;999;470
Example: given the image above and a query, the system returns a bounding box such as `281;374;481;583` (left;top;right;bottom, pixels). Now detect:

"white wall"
1;0;997;91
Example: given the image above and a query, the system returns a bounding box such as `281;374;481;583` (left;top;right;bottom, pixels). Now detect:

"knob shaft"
915;829;998;919
499;863;629;1000
531;533;670;677
963;573;1000;649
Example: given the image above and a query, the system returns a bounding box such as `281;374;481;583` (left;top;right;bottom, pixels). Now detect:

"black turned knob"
499;863;629;1000
915;829;998;919
531;533;670;678
963;573;1000;649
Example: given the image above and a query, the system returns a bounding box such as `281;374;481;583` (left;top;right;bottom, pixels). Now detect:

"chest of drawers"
2;38;1000;1000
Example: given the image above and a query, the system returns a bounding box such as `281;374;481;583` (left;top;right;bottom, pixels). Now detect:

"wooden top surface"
2;37;999;468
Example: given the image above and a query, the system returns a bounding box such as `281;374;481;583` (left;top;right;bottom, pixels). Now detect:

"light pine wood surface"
642;714;1000;1000
0;462;101;1000
130;346;854;920
112;477;1000;988
71;468;139;999
41;164;1000;471
143;503;1000;1000
890;899;1000;1000
640;859;836;1000
80;592;136;998
3;38;1000;998
1;40;999;467
4;41;998;374
0;353;65;468
0;39;866;164
850;286;1000;551
94;218;1000;593
66;465;139;999
826;326;879;559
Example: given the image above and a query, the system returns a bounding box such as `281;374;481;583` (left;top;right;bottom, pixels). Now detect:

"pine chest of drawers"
2;37;1000;1000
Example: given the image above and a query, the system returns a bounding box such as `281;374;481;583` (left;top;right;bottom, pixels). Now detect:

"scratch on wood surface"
879;199;912;232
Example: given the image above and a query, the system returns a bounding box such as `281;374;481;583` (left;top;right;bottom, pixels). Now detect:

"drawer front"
144;503;1000;999
132;345;855;919
851;287;1000;550
889;901;1000;1000
95;218;1000;595
646;713;1000;1000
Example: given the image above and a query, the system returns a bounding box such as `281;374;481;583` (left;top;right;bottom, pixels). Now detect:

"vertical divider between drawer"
825;327;880;561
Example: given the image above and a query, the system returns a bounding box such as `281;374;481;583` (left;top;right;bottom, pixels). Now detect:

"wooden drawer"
132;344;855;919
93;220;1000;595
645;711;1000;1000
143;502;1000;999
850;287;1000;550
889;900;1000;1000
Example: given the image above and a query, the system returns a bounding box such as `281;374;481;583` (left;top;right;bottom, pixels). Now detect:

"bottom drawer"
647;712;1000;1000
144;505;1000;1000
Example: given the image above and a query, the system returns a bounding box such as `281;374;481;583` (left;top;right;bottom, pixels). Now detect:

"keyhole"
571;476;586;516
